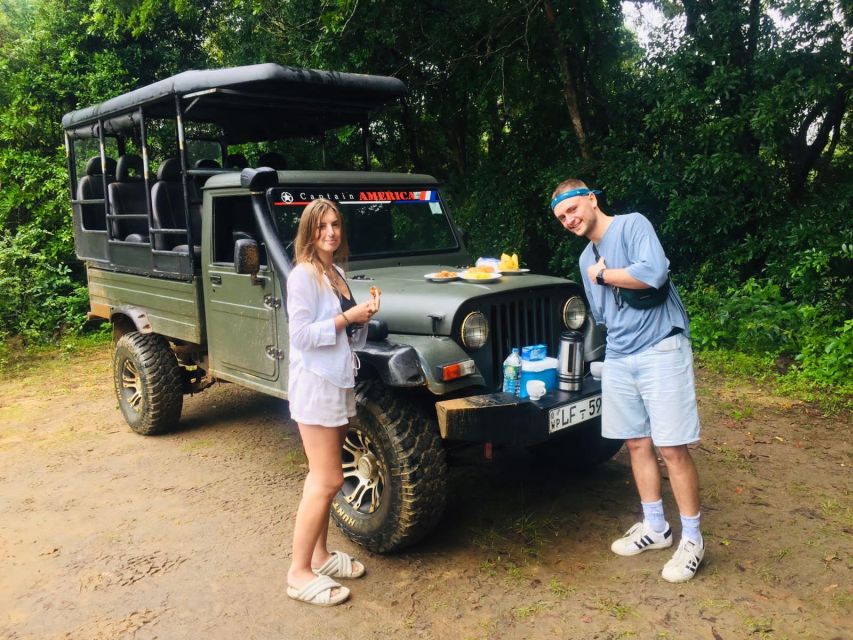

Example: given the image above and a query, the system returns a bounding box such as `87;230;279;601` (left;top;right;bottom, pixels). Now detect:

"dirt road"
1;344;850;640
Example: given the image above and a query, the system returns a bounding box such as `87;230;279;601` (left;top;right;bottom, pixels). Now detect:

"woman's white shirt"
286;262;366;389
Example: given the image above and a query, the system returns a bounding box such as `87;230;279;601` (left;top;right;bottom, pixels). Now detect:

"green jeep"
62;63;619;553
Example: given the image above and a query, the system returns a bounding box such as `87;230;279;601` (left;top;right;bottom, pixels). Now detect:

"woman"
285;198;379;606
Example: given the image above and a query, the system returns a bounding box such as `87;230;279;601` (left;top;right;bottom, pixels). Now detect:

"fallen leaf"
735;486;744;495
581;615;592;623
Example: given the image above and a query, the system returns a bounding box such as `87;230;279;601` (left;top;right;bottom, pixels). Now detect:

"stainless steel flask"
557;330;584;392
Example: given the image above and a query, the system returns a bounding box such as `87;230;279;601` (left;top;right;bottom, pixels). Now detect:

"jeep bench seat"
108;154;150;243
76;156;116;231
150;157;201;258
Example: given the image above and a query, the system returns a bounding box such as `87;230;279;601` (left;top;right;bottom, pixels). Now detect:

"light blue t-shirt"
579;213;690;357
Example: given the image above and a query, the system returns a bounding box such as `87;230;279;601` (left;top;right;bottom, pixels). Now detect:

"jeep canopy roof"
61;63;407;144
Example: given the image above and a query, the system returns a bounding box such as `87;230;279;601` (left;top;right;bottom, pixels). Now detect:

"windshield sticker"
272;189;438;206
430;202;442;215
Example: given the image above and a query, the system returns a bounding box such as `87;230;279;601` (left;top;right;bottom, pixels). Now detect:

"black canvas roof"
61;63;407;144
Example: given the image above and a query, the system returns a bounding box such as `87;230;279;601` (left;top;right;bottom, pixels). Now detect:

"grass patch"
716;445;754;472
512;600;550;619
280;448;307;467
503;561;525;585
596;597;634;620
547;577;574;599
179;438;214;452
695;349;852;414
743;615;774;637
0;328;111;379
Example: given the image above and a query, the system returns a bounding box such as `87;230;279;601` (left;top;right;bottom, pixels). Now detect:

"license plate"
548;395;602;433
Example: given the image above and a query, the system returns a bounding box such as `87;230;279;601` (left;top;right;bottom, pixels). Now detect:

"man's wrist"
596;268;607;286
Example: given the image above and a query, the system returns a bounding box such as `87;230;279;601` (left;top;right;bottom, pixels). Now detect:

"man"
551;178;704;583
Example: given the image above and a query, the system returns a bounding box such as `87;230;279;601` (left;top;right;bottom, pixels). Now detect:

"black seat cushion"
108;154;149;242
77;156;116;231
226;153;248;169
257;151;287;170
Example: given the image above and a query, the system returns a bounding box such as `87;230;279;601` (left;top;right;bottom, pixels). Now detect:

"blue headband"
550;188;601;211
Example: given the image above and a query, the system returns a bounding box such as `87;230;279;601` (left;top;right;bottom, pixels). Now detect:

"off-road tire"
531;418;623;469
331;380;448;553
113;332;183;435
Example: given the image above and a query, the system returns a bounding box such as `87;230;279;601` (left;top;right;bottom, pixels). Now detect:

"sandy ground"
0;343;850;640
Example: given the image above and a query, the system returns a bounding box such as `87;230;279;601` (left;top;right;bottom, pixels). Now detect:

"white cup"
526;379;546;401
590;361;603;380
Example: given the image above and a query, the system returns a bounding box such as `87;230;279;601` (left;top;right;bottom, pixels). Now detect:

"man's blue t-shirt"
579;213;690;357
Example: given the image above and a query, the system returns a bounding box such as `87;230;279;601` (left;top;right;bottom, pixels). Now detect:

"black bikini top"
336;278;357;338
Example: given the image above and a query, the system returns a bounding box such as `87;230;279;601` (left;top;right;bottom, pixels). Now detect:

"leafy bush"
785;318;853;389
0;225;89;341
683;279;801;355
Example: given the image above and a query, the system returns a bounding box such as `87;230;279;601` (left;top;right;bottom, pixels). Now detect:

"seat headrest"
85;156;117;176
194;158;220;169
157;158;182;181
258;152;287;170
226;153;248;169
116;154;144;182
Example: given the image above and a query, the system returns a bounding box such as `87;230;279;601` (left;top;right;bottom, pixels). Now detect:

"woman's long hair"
293;198;349;282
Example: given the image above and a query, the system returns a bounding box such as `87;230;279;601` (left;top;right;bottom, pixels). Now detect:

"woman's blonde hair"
293;198;349;280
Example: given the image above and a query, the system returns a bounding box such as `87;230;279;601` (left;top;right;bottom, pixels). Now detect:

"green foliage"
0;0;849;407
683;279;801;354
0;224;90;340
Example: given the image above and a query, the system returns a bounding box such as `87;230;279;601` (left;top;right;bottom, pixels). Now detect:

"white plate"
460;272;502;283
501;268;530;275
424;272;459;282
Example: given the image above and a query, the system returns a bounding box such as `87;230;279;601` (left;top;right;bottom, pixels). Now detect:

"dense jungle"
0;0;850;405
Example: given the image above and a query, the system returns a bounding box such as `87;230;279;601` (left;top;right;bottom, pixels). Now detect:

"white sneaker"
611;521;673;557
661;536;704;583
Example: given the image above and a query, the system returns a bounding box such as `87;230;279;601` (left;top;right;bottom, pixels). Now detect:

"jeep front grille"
489;295;558;386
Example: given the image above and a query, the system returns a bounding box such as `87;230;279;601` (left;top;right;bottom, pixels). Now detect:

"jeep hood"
345;265;574;335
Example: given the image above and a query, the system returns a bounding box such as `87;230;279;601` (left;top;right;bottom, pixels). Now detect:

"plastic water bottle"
502;348;522;395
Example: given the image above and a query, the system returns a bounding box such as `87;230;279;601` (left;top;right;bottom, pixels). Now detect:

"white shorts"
287;364;356;428
601;332;700;446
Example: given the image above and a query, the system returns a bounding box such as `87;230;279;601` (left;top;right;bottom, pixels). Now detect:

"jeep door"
202;192;287;396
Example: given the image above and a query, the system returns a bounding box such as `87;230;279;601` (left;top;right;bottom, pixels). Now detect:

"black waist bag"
619;281;670;309
592;244;670;310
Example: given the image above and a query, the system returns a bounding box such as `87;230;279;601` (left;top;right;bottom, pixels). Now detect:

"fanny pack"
592;244;670;310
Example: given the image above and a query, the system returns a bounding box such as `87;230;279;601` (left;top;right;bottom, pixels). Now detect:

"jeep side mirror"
235;238;262;285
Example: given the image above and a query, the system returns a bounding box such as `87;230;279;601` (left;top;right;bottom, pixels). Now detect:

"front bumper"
435;376;602;447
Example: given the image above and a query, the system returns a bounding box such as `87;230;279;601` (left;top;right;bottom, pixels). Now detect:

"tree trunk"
541;0;591;159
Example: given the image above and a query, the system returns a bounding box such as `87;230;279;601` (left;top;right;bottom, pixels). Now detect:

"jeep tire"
331;380;448;553
530;418;623;469
113;332;183;435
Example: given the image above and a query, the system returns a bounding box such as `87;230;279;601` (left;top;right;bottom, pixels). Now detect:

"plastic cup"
526;379;546;401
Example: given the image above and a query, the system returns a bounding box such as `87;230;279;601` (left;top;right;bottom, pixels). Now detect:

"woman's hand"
343;301;375;325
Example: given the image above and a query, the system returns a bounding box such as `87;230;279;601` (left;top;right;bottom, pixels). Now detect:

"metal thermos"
557;330;584;392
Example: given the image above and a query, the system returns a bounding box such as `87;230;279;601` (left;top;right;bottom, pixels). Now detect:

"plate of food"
424;270;459;282
461;266;502;283
498;252;528;274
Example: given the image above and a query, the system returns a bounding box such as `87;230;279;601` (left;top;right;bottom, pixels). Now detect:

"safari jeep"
62;63;619;553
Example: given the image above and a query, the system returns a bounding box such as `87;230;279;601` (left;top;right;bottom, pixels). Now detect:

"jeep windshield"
268;186;459;258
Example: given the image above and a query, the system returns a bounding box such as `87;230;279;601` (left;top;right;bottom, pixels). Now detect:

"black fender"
356;340;425;387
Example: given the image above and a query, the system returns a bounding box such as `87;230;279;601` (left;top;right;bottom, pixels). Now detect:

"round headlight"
460;311;489;350
562;296;587;329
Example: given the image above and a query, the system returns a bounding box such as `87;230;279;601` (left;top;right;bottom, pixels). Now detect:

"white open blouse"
286;262;367;389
